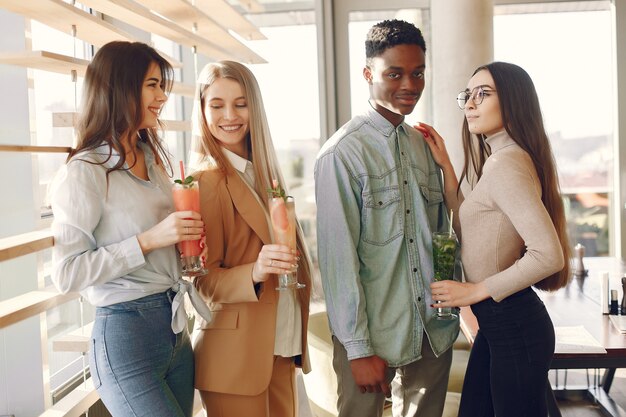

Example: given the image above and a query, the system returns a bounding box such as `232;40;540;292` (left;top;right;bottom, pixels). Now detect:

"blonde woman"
189;60;312;417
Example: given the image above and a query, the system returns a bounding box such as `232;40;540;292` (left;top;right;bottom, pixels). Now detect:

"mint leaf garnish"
174;176;196;187
267;180;289;201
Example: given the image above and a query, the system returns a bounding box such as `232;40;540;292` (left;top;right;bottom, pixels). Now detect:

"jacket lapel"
226;170;272;245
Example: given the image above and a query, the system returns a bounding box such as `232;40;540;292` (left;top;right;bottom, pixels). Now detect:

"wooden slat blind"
0;288;78;330
0;229;54;263
39;378;99;417
0;145;73;153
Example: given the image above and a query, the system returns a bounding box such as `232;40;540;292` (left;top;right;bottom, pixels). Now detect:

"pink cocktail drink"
268;191;304;290
172;181;205;276
269;196;296;251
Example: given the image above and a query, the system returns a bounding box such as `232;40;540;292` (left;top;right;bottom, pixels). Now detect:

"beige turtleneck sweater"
444;130;564;302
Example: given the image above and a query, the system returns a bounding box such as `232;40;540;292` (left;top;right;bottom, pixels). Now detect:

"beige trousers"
199;356;297;417
332;335;452;417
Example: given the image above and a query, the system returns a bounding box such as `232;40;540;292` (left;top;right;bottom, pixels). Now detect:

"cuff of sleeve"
343;339;375;361
122;236;146;270
249;265;262;296
241;263;262;300
484;277;509;303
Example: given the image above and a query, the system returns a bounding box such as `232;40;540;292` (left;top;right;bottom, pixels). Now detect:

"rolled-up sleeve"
51;161;145;294
315;150;373;360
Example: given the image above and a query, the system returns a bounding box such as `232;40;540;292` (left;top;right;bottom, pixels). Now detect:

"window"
494;8;613;256
244;11;322;287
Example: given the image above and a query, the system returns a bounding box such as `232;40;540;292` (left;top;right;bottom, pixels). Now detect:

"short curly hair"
365;19;426;64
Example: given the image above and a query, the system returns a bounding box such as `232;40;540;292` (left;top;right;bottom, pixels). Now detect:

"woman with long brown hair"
417;61;570;417
51;41;209;417
189;60;312;417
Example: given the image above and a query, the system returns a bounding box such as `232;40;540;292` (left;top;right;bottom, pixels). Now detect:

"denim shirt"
314;108;459;367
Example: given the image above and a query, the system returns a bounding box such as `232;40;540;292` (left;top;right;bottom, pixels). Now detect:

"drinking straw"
179;160;185;181
448;210;454;237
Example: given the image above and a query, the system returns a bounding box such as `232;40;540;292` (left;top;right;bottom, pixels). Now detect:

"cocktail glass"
432;231;458;320
172;180;207;276
268;195;305;290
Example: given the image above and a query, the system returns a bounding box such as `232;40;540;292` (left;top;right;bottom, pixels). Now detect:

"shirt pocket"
362;187;403;245
419;183;444;206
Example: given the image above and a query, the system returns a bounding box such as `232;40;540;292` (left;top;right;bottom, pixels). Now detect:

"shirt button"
418;297;421;302
409;239;414;243
406;209;410;214
404;180;408;185
413;268;417;272
378;201;383;206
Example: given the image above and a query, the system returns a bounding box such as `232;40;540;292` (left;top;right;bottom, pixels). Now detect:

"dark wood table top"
460;257;626;359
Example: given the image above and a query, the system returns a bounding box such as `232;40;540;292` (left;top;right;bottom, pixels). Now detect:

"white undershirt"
222;148;302;357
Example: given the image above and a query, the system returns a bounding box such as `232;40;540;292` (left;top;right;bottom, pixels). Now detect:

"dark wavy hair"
68;41;174;176
459;61;571;291
365;19;426;65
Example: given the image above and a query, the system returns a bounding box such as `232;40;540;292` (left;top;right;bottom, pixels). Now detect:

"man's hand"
349;355;390;396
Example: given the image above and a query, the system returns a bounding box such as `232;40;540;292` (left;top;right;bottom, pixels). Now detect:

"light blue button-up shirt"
314;108;459;367
51;142;211;333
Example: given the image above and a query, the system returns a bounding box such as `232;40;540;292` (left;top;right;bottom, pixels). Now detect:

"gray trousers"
332;335;452;417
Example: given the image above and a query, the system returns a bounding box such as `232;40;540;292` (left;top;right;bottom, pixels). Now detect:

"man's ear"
363;67;373;84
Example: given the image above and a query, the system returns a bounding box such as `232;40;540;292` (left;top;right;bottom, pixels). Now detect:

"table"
459;257;626;417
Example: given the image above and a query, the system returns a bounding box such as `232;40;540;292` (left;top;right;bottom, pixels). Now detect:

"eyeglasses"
456;86;496;109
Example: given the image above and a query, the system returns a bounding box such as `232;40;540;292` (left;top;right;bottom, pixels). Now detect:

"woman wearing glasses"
417;61;570;417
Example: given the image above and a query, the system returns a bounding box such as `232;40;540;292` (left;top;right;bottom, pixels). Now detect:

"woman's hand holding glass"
430;280;490;309
252;244;298;284
137;210;204;255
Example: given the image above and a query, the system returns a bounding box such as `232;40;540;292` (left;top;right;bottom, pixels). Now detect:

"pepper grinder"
611;290;620;315
573;243;587;277
621;276;626;315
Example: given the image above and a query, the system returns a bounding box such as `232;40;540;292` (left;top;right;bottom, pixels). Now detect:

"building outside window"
494;7;613;256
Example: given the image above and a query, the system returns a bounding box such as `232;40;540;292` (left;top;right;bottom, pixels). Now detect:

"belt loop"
166;289;175;303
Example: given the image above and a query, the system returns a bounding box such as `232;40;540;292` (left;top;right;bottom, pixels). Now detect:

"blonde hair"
189;60;312;292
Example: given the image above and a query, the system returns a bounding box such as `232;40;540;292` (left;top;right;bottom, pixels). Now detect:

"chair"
303;311;465;417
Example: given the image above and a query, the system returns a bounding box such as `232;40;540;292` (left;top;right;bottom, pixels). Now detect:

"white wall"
0;8;46;417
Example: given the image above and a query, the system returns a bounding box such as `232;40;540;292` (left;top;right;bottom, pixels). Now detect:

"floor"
297;361;626;417
297;300;626;417
296;371;314;417
550;368;626;416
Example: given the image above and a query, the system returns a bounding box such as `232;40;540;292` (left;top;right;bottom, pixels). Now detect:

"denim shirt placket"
395;126;425;358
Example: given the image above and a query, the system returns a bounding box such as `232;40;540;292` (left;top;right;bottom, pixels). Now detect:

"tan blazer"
192;168;311;396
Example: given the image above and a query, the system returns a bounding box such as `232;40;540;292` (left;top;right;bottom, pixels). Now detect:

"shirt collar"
87;141;154;169
221;147;251;174
365;106;409;138
485;130;517;154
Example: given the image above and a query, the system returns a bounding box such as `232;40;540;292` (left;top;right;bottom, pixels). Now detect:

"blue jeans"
459;287;555;417
89;290;194;417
